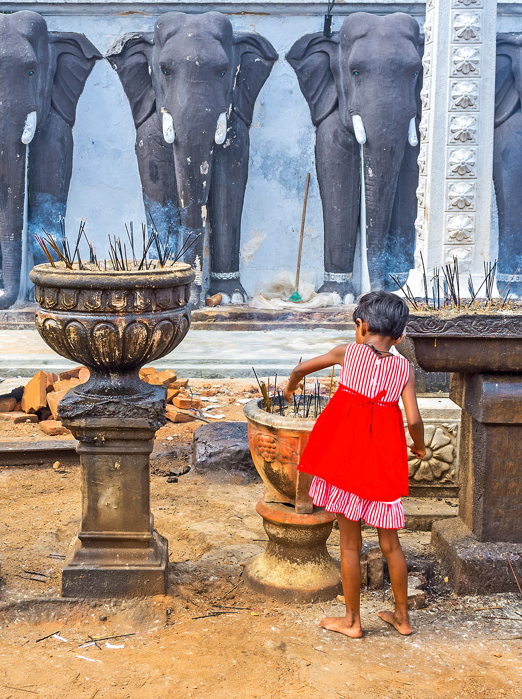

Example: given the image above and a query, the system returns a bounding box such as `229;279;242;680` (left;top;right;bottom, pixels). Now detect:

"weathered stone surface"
0;397;16;412
192;422;258;478
365;547;384;590
47;388;70;421
21;371;47;414
407;587;427;609
403;497;458;531
39;420;70;436
150;442;191;476
0;412;38;424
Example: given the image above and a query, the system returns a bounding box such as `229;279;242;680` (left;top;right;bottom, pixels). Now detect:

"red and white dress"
298;343;411;529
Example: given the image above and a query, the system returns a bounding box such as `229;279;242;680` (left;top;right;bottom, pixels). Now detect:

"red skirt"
297;386;409;502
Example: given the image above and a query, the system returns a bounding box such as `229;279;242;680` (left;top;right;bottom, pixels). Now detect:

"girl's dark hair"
352;291;409;340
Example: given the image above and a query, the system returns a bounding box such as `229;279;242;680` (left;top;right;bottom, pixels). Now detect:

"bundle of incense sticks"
35;216;201;272
390;254;518;311
252;367;334;418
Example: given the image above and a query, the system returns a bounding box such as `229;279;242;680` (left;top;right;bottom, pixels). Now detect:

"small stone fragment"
367;547;384;590
78;367;90;384
21;371;47;413
40;420;70;436
53;461;61;470
407;587;427;609
205;293;222;307
171;378;189;389
0;397;16;412
0;411;38;424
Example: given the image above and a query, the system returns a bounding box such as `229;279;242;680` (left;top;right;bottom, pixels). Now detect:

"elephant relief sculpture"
287;12;422;299
0;11;101;309
107;12;278;305
494;34;522;297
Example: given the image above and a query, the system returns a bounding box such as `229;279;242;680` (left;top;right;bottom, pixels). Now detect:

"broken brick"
58;366;83;381
39;420;70;436
21;371;48;414
166;387;180;403
52;378;81;393
47;388;70;421
46;373;58;393
0;397;16;412
166;405;195;423
172;395;201;410
0;411;38;424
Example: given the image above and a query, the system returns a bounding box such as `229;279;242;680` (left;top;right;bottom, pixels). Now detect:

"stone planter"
243;398;341;602
30;262;194;597
406;312;522;594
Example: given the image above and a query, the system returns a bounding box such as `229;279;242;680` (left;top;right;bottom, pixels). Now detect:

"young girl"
284;291;425;638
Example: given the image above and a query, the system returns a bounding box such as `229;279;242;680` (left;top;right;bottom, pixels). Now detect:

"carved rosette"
30;263;194;392
407;423;458;484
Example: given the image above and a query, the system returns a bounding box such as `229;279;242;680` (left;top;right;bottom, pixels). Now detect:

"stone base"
61;530;168;598
244;500;341;603
431;518;522;594
403;497;458;531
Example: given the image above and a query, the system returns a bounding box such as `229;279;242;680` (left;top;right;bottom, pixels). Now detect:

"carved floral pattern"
450;114;477;143
448;182;475;209
445;246;473;272
452;46;480;75
451;81;478;109
407;424;457;483
453;0;481;6
446;213;474;242
406;313;522;338
448;148;475;176
424;16;433;44
453;13;481;41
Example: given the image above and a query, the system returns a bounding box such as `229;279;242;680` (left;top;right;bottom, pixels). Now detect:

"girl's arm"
401;366;426;459
283;345;348;402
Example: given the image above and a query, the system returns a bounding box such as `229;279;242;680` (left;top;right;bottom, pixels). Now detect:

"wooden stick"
295;172;310;294
505;552;522;596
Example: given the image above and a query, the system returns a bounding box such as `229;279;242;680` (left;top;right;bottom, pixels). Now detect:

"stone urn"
30;262;194;597
406;312;522;593
243;399;341;602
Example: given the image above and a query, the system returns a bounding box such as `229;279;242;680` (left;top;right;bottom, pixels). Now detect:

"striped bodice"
339;343;410;403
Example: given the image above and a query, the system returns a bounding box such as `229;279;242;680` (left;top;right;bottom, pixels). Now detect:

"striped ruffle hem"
309;476;405;530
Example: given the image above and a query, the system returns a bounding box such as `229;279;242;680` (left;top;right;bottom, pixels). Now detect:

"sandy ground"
1;458;522;699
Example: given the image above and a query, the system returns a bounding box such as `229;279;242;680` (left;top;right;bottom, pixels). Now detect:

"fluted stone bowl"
30;263;194;401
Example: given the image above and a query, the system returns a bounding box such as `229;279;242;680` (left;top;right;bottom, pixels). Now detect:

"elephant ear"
495;34;522;128
232;33;278;126
106;33;155;128
48;33;102;127
286;33;339;127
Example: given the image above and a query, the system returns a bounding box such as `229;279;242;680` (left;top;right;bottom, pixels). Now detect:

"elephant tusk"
214;112;227;145
352;115;367;145
162;110;175;144
21;111;37;145
408;117;418;147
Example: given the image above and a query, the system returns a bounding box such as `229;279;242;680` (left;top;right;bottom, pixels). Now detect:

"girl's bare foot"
377;610;412;635
319;616;363;638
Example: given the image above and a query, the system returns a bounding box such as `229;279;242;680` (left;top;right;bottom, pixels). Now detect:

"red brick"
46;373;58;393
78;367;90;384
165;405;195;423
0;397;16;412
58;366;82;381
39;420;70;436
52;378;80;393
0;411;38;424
47;388;70;420
21;371;47;414
166;387;180;404
172;395;201;410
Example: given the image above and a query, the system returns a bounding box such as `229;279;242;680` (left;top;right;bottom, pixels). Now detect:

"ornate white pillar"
408;0;498;295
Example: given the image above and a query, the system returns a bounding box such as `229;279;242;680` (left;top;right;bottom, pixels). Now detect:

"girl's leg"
319;514;363;638
376;528;412;635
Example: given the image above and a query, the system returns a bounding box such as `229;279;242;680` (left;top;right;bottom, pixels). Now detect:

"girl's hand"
283;382;302;404
410;444;426;459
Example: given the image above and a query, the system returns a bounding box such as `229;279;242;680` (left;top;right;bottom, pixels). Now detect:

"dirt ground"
1;454;522;699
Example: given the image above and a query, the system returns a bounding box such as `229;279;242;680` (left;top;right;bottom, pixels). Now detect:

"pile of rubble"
0;366;197;435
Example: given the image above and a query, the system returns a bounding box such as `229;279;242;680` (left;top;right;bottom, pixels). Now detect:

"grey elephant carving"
0;11;102;309
287;12;422;298
107;12;278;305
495;34;522;297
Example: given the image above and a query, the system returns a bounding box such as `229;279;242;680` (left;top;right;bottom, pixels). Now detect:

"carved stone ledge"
407;314;522;338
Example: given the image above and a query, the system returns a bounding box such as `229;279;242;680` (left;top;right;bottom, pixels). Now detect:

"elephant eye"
162;68;168;75
28;69;35;76
413;71;419;77
352;70;360;76
220;71;226;77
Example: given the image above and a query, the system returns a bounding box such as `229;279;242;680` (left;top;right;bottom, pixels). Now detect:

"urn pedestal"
30;263;194;597
406;314;522;594
243;399;341;602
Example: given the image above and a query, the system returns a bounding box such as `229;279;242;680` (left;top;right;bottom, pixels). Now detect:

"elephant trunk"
355;114;411;289
0;128;29;309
